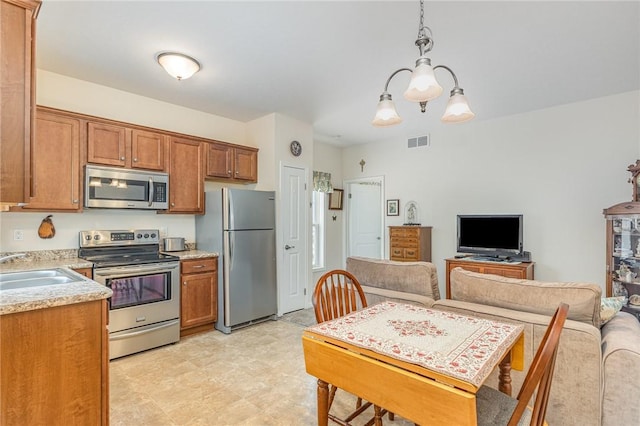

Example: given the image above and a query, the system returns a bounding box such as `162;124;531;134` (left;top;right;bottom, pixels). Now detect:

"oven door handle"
94;264;179;278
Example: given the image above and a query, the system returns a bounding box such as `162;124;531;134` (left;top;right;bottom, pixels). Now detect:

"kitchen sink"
0;268;80;291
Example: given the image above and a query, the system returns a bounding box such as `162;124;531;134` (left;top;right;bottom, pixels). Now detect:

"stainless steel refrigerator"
195;188;277;334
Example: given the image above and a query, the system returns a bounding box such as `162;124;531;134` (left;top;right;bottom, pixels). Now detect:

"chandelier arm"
382;67;414;92
433;65;460;88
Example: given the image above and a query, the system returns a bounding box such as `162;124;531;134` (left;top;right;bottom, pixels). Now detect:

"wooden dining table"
302;301;524;426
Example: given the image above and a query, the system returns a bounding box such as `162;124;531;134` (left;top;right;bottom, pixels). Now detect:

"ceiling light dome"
156;52;201;80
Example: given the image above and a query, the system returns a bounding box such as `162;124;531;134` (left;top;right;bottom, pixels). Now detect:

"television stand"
445;258;535;299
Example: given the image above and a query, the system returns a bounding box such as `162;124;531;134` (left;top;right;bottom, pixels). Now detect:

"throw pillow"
600;296;626;326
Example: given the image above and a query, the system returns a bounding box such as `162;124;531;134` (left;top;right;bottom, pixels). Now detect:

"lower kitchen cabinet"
180;257;218;335
0;299;109;425
72;267;93;278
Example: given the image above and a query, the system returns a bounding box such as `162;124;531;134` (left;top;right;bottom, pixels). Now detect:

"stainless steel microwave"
85;165;169;210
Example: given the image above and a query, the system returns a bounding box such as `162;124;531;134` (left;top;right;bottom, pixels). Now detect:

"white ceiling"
36;1;640;147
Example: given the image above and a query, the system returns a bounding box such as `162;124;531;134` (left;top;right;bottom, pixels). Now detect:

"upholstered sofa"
345;257;640;426
345;256;440;306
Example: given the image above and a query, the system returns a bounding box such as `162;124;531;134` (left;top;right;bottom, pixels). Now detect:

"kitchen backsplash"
0;211;195;252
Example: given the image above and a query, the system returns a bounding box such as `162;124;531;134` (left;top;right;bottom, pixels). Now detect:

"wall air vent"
407;134;430;148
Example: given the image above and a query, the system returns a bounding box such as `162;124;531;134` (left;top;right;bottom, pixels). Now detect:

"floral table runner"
306;301;523;387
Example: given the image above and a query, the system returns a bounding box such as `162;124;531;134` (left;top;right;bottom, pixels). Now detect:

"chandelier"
372;0;475;127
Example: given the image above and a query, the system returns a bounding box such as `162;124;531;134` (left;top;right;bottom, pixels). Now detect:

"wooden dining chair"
312;269;393;426
475;303;569;426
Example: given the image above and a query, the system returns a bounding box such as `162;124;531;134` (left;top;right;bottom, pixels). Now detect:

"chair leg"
389;411;395;421
356;396;363;409
328;385;337;410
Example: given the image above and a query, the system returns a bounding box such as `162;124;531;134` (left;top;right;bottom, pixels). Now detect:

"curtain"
313;171;333;193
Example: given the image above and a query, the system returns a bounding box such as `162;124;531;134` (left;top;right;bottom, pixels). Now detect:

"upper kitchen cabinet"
87;121;165;171
205;142;258;183
19;108;82;211
0;0;41;205
167;137;204;214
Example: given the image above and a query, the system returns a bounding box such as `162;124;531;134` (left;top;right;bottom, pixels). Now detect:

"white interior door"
346;177;384;259
279;165;307;314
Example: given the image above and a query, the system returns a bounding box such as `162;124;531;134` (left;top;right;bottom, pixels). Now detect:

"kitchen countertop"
0;247;216;315
162;250;219;260
0;267;112;316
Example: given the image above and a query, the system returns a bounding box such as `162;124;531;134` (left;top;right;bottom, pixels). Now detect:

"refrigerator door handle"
229;232;235;270
224;232;232;326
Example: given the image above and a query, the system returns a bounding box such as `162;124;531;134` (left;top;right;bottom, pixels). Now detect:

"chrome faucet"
0;253;27;263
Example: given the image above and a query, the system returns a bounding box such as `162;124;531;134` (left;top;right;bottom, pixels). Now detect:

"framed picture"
387;199;399;216
329;189;344;210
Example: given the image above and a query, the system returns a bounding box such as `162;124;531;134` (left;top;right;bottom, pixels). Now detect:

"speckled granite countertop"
162;250;219;260
0;268;112;316
0;247;215;315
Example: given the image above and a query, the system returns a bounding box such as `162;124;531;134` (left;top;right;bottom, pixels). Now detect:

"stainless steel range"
79;229;180;359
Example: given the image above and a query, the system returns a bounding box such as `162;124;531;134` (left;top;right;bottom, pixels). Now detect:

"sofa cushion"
346;256;440;304
449;267;602;327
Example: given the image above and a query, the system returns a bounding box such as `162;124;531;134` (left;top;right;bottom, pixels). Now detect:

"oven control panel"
79;229;160;247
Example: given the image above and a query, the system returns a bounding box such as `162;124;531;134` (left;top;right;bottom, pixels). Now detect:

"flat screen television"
457;214;523;257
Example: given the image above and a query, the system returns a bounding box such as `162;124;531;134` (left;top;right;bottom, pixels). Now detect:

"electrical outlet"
13;229;24;241
159;227;168;238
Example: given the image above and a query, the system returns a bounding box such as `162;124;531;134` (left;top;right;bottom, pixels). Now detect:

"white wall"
312;142;344;286
342;91;640;297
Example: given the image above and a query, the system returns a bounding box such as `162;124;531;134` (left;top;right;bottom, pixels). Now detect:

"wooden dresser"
389;226;432;262
445;258;535;299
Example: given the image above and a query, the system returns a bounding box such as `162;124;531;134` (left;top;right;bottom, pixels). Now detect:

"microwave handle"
148;177;154;207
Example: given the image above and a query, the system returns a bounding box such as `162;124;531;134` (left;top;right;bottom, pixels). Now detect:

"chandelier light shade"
441;88;475;123
373;92;403;127
403;57;443;102
372;0;474;127
156;52;201;80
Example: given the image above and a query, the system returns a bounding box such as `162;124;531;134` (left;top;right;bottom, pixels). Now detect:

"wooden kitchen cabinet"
389;226;432;262
180;257;218;335
87;121;165;171
167;137;205;214
206;142;258;183
0;0;40;205
73;267;93;278
445;258;535;299
19;107;82;211
1;299;109;425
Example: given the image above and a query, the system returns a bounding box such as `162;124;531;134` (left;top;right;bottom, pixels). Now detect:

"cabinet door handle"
228;170;232;174
192;265;205;269
171;202;175;207
72;199;78;204
133;158;138;162
183;281;187;285
120;156;125;161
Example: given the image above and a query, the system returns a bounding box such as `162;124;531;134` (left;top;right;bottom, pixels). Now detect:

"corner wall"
342;91;640;296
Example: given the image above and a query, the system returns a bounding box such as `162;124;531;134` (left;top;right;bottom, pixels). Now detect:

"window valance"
313;171;333;193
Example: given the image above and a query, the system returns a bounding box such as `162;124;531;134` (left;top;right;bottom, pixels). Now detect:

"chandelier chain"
418;0;425;40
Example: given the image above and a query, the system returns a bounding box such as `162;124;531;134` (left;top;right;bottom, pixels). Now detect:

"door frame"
344;176;385;261
277;162;310;315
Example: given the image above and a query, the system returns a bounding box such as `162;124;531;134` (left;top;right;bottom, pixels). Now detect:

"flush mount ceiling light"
156;52;201;80
372;0;475;127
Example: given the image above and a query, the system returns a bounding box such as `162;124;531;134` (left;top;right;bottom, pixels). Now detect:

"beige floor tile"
110;318;415;425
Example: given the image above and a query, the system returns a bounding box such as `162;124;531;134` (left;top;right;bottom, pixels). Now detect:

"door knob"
285;244;295;250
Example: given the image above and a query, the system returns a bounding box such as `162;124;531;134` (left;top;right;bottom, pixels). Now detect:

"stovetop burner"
78;229;179;267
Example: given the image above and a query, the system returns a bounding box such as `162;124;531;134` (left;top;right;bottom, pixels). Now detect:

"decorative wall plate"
290;140;302;157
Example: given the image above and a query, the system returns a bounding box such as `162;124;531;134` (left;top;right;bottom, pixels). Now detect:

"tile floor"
109;313;414;426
